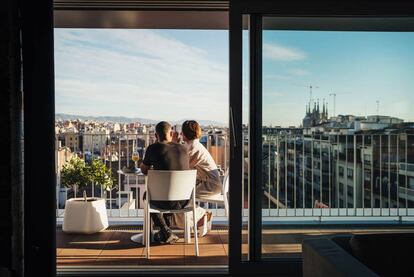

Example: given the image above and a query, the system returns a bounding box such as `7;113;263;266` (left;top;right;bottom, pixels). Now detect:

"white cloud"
263;43;306;61
54;29;228;123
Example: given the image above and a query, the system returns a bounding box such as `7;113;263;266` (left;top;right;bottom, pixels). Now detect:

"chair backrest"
147;170;197;201
222;169;229;195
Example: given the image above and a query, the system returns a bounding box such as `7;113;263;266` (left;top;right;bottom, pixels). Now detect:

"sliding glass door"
229;0;414;275
261;16;414;258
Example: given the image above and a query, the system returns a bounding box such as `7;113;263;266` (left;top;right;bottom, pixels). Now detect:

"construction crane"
329;91;351;117
287;83;319;106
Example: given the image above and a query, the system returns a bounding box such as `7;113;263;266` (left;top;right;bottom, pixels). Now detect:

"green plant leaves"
61;156;115;191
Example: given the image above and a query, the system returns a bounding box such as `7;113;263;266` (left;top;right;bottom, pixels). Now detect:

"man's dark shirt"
142;141;189;170
142;141;190;235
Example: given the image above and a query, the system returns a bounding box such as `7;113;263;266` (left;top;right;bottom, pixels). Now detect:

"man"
140;121;189;244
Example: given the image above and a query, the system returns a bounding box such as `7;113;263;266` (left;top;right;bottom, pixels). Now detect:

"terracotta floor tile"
57;226;414;267
59;248;102;257
197;232;223;245
100;247;144;257
136;255;185;265
221;243;248;257
58;257;99;266
149;244;185;256
184;256;228;265
185;243;226;257
184;244;227;265
93;256;143;266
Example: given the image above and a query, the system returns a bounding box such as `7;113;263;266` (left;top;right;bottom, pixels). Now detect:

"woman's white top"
186;139;222;196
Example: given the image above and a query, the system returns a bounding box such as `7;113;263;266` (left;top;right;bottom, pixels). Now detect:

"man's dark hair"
155;121;171;141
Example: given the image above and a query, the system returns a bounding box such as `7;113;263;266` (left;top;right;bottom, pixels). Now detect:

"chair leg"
146;210;151;259
193;209;199;256
142;205;147;247
184;212;191;243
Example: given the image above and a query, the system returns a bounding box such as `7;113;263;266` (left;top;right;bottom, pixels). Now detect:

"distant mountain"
55;113;227;127
55;113;158;124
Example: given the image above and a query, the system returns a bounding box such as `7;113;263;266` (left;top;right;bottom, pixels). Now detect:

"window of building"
364;171;371;181
364;154;371;163
347;168;354;179
347;185;353;197
339;166;344;177
409;177;414;190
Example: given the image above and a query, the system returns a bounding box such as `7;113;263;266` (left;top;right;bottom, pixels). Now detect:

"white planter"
62;197;109;234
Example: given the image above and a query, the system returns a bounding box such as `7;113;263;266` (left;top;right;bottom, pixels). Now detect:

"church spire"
317;99;320;115
322;98;326;119
322;98;325;114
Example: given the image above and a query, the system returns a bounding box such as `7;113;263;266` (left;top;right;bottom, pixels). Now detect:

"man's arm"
140;163;150;175
140;144;152;175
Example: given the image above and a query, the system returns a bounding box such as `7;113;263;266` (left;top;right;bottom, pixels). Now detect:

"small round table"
117;169;149;244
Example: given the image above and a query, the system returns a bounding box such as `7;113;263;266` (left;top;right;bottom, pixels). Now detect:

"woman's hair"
182;120;202;140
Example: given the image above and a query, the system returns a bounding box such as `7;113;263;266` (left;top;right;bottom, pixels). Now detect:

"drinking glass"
132;150;140;172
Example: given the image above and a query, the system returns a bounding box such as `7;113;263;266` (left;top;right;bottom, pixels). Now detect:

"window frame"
22;0;414;276
230;0;414;275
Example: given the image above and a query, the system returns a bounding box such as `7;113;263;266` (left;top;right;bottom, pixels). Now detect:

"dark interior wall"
0;0;24;276
21;0;56;275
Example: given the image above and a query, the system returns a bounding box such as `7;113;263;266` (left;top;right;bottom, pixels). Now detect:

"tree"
61;156;115;197
87;158;114;191
61;156;91;193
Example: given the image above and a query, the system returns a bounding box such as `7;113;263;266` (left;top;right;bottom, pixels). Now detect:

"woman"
181;120;222;197
172;120;222;235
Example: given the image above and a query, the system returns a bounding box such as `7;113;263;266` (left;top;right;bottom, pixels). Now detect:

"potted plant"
61;156;115;234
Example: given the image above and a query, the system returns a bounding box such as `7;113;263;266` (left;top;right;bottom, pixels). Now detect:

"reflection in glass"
261;25;414;258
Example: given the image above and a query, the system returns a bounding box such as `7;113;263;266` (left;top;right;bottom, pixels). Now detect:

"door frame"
228;0;414;275
22;0;414;275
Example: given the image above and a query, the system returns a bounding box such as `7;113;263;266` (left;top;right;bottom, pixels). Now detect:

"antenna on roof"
308;85;319;106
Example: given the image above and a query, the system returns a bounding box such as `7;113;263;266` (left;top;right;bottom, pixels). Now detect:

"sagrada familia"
302;99;329;128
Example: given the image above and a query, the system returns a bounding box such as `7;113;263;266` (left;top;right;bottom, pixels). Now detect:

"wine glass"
132;150;140;173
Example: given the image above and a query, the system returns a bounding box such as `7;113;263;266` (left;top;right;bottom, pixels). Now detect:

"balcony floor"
57;226;230;267
57;225;414;268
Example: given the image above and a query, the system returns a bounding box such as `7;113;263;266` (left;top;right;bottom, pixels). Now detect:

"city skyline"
55;29;414;127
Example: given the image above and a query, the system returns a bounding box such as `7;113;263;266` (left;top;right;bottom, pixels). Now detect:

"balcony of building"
56;132;414;269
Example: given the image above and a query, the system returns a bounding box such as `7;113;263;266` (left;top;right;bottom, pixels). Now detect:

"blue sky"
55;29;414;126
262;31;414;126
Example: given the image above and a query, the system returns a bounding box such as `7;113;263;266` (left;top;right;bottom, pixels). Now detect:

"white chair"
144;169;199;258
196;169;229;218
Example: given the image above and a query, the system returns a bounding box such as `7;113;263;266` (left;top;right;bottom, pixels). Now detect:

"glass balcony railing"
55;131;230;222
261;133;414;218
56;131;414;223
